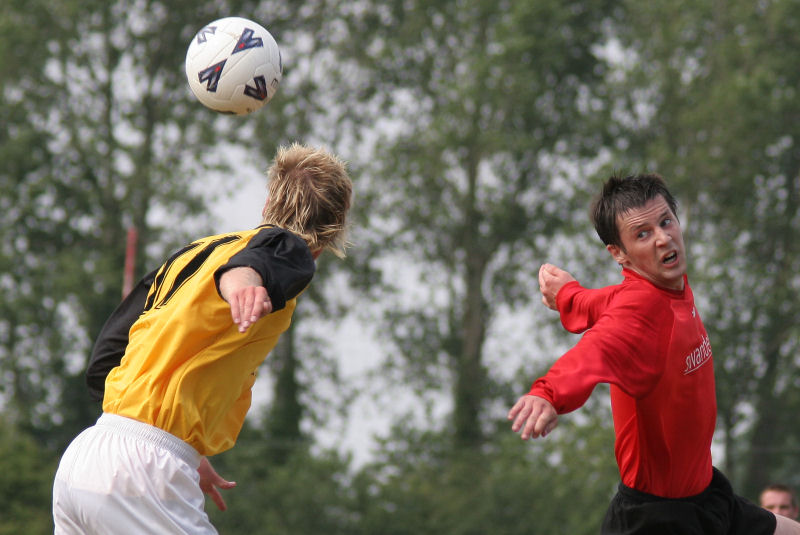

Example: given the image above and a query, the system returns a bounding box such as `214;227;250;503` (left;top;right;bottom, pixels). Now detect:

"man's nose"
654;226;672;245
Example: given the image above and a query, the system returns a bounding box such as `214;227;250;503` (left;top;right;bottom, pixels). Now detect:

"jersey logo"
683;334;712;375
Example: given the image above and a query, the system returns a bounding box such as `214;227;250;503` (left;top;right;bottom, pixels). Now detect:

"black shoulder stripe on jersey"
146;235;239;311
145;242;201;311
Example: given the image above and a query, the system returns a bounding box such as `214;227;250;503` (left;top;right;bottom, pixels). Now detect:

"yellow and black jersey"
87;225;314;456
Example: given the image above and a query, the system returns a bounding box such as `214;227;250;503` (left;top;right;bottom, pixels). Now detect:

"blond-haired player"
53;143;352;534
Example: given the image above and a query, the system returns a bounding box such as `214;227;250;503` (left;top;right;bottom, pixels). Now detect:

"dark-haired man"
509;173;800;534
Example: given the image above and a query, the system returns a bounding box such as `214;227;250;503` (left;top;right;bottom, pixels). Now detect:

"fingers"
249;294;272;322
198;457;237;511
521;404;543;440
538;264;554;293
219;267;272;333
507;396;526;421
543;419;558;436
539;264;557;310
241;286;255;323
209;487;227;511
539;263;575;311
508;396;536;436
208;478;237;511
539;264;560;288
524;408;557;440
229;293;241;325
508;395;558;440
230;287;272;333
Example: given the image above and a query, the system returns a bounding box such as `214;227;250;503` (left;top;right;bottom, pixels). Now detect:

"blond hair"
261;143;352;258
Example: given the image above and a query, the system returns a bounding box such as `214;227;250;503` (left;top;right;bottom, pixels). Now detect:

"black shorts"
601;468;776;535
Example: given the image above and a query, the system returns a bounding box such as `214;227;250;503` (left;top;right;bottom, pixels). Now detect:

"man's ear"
607;244;627;265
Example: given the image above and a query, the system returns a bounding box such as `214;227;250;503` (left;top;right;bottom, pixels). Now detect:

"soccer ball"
185;17;282;115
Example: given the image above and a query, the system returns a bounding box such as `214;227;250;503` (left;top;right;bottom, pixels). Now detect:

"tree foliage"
7;0;800;531
352;396;617;535
333;0;621;450
0;418;58;535
207;420;356;534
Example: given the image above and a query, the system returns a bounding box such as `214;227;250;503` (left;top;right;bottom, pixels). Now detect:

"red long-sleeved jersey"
529;269;715;498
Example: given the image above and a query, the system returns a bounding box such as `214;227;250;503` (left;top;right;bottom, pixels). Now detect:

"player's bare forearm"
218;266;273;333
538;264;576;310
508;394;558;440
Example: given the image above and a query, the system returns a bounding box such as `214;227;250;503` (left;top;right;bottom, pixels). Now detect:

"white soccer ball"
185;17;282;115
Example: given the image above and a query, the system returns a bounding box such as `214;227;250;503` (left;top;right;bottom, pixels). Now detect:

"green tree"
353;395;617;535
0;418;58;535
331;0;621;451
258;299;354;467
208;421;356;533
0;0;86;444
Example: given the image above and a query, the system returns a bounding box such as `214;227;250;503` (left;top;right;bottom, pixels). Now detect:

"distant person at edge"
509;172;800;535
762;484;800;520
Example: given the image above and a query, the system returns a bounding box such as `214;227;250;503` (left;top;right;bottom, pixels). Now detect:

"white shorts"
53;413;217;535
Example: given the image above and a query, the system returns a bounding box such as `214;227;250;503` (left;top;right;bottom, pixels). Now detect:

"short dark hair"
590;172;678;247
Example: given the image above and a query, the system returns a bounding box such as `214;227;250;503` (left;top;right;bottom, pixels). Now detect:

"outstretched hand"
508;395;558;440
218;266;272;333
538;263;576;310
198;457;236;511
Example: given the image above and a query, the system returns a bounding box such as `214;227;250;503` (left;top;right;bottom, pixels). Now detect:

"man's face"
761;490;799;519
607;196;687;291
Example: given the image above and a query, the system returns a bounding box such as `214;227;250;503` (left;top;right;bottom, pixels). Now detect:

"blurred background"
3;0;800;533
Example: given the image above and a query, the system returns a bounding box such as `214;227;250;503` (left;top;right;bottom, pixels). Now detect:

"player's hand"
508;395;558;440
219;266;273;333
538;263;576;310
198;457;236;511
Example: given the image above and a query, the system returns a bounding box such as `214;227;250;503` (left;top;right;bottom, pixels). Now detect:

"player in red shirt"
508;173;800;535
